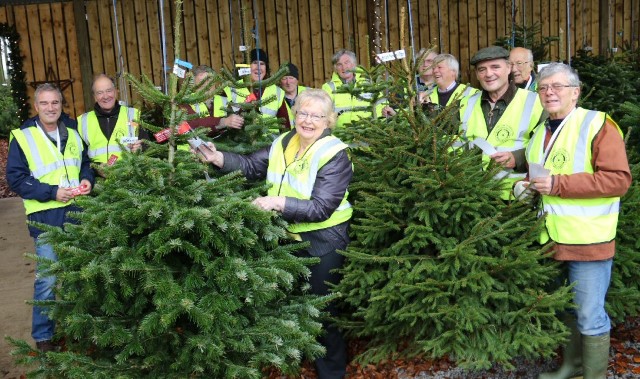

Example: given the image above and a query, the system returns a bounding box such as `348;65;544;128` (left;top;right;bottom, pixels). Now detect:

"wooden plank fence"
0;0;638;119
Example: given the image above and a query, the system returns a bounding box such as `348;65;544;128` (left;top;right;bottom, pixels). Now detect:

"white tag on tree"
239;45;248;51
394;50;406;59
173;65;186;78
120;136;138;145
238;67;251;76
361;92;373;100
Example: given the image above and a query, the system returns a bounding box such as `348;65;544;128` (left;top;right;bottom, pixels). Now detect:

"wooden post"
73;0;94;111
598;0;610;55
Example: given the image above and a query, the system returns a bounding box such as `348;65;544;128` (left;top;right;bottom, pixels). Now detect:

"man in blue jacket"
6;83;94;352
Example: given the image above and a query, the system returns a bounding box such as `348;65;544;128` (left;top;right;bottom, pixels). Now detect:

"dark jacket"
220;129;352;256
6;116;95;238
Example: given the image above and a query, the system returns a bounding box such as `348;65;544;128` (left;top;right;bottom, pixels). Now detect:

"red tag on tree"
154;129;171;142
245;93;257;103
107;154;119;166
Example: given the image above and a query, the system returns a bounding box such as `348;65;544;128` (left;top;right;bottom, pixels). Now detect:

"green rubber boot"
582;333;610;379
538;318;583;379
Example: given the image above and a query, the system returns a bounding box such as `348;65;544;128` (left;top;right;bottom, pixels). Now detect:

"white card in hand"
470;138;498;156
529;162;551;178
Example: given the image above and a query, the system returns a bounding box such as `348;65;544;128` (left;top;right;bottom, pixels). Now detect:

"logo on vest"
494;125;513;142
550;148;570;170
68;141;78;156
115;130;125;140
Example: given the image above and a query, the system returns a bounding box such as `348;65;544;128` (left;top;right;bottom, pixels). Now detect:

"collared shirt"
479;82;518;133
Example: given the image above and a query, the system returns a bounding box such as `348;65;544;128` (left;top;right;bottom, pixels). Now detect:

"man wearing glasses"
509;47;537;91
524;63;631;379
77;74;147;167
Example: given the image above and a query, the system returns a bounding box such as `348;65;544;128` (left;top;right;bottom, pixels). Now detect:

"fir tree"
7;1;326;377
334;56;574;370
214;64;291;155
606;101;640;322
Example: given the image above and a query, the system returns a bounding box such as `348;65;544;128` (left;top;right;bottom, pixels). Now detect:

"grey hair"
34;83;62;103
91;73;116;93
192;65;214;77
332;49;357;66
538;63;581;87
433;53;460;77
291;89;338;129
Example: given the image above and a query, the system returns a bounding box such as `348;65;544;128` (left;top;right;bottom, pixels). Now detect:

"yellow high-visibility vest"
526;108;622;244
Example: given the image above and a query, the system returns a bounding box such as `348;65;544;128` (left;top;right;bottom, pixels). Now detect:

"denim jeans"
32;238;57;342
565;259;613;336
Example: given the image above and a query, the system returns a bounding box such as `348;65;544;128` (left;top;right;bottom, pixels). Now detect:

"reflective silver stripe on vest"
21;128;82;179
573;110;599;173
543;201;620;217
260;88;282;117
461;86;473;97
127;106;136;136
336;202;352;211
460;92;481;133
327;81;337;93
267;138;344;198
80;113;90;143
89;145;123;158
512;91;538;149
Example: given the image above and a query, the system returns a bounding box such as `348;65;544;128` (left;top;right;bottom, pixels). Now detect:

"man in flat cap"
457;45;545;199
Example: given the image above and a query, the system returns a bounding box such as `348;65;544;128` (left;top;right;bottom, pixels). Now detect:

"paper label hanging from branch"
236;63;251;76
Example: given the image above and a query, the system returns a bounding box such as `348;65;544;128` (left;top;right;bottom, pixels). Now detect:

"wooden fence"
1;0;638;118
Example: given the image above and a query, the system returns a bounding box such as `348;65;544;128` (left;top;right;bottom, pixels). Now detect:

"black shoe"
36;340;56;352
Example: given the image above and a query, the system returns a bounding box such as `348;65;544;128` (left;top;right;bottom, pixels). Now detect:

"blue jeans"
32;238;57;342
565;259;612;336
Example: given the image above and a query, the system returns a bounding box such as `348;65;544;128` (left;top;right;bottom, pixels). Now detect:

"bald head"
509;47;534;85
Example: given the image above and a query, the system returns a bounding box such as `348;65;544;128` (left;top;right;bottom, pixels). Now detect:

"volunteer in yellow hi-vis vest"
322;49;385;128
280;62;310;129
6;83;95;352
509;47;538;92
212;49;291;135
523;63;631;379
193;89;352;379
77;74;145;165
424;53;479;111
458;46;544;200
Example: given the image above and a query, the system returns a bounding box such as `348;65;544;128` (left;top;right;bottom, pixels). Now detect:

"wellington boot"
538;318;583;379
582;333;610;379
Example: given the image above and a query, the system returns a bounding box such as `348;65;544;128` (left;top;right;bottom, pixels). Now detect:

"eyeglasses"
510;61;530;67
296;111;326;123
94;87;115;97
537;83;578;93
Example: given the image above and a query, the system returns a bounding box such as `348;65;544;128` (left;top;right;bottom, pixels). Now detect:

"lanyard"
541;107;577;164
36;121;62;155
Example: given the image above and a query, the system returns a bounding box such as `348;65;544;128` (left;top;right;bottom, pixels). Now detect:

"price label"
239;45;248;51
107;154;119;166
173;65;186;78
394;49;406;59
154;129;171;142
120;136;138;144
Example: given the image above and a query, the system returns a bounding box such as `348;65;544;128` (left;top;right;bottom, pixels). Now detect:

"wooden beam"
599;0;610;54
73;0;94;111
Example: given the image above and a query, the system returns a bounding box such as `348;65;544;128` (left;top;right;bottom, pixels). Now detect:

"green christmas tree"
213;64;291;155
606;101;640;322
333;55;574;370
7;2;326;377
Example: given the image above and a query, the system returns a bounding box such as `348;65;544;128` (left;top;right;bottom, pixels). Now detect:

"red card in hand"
178;121;192;134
